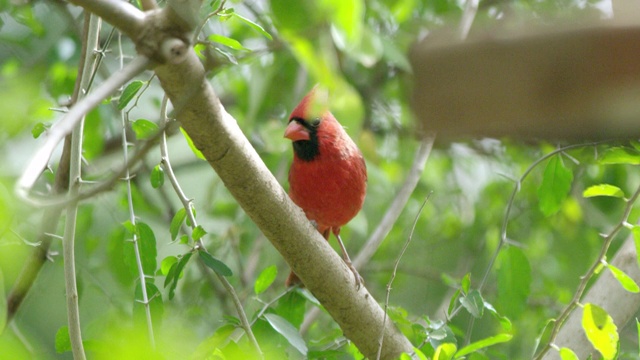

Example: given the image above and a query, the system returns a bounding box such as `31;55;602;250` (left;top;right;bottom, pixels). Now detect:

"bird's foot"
346;261;364;290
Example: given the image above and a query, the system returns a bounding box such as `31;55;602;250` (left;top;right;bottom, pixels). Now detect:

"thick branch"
148;10;413;360
152;52;412;359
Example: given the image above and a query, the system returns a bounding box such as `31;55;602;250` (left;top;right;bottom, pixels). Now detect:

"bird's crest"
290;85;330;121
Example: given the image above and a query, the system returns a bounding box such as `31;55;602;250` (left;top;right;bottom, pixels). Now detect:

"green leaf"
497;247;532;318
427;322;457;350
323;0;363;46
136;222;158;274
454;333;512;357
434;343;456;360
231;12;273;40
263;313;308;355
208;34;249;51
198;250;232;276
274;291;307;329
170;208;187;241
413;347;428;360
192;225;207;241
559;347;579;360
180;127;206;160
118;80;144;110
461;273;471;294
150;164;164;189
447;288;461;318
484;301;513;333
132;119;159;140
209;0;221;10
160;256;177;276
583;184;625;198
538;155;573;216
179;234;189;245
606;263;640;293
164;252;192;300
55;326;71;353
599;147;640;165
31;122;50;138
533;318;556;357
582;303;619;360
254;265;278;294
122;220;136;234
460;289;484;318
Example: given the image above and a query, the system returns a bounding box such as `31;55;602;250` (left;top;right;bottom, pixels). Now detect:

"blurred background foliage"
0;0;638;359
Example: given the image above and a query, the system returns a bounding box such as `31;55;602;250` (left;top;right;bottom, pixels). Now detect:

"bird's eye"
311;118;321;127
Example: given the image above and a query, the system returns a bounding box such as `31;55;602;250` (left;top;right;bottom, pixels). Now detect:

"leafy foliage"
1;0;639;359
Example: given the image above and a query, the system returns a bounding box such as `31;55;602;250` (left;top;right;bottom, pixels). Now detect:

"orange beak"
284;121;310;141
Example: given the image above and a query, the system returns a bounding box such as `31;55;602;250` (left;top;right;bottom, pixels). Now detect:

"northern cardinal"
284;87;367;288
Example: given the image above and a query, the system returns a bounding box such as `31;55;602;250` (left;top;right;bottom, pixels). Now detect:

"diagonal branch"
20;2;416;358
152;51;413;358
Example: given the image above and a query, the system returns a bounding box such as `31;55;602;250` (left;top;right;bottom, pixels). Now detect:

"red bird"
284;87;367;288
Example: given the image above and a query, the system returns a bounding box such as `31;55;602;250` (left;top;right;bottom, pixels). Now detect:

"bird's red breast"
284;88;367;234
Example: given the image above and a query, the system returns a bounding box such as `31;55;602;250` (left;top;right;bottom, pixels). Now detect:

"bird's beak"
284;121;310;141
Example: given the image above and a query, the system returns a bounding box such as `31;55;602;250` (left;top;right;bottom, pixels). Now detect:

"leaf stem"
377;194;431;360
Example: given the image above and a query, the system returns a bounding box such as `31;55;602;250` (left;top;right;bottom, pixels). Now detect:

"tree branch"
152;50;413;359
67;0;145;39
61;12;103;360
151;4;413;359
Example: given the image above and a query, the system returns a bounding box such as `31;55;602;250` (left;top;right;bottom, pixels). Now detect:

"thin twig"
479;142;604;292
192;0;227;43
533;181;640;359
62;12;102;360
118;32;156;349
376;194;431;360
16;55;150;201
159;96;263;358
